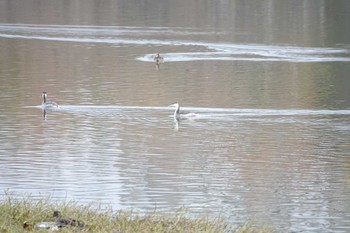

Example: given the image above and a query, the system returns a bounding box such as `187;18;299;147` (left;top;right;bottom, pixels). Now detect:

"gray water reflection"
1;24;350;63
1;1;350;232
2;105;350;232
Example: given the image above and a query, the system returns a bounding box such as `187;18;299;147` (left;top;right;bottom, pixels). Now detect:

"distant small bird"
42;91;58;109
154;53;164;64
23;221;32;229
168;103;198;121
53;210;85;228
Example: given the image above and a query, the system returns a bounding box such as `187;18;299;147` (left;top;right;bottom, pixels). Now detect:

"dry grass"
0;195;273;233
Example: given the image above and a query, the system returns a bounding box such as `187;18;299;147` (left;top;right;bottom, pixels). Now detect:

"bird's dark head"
53;210;62;218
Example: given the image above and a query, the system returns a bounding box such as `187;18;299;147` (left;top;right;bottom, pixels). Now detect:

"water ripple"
1;24;349;63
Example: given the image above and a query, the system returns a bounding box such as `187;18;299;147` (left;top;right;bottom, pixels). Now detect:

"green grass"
0;195;273;233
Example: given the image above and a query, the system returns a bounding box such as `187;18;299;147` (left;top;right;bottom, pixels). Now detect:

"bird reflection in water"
42;109;57;120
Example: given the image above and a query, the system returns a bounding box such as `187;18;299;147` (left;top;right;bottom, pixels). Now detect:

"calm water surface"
0;1;350;232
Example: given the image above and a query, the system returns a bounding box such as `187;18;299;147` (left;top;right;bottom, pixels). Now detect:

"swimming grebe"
42;92;58;109
154;53;164;64
168;103;197;121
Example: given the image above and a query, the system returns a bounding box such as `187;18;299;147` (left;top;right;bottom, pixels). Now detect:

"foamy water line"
27;105;350;117
1;24;349;63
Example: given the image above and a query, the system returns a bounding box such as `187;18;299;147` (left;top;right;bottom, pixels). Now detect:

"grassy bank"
0;196;271;233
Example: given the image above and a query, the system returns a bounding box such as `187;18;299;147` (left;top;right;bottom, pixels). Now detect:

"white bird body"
35;221;59;231
42;92;58;109
169;103;197;121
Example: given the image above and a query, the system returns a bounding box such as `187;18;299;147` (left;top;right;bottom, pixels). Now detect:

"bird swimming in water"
154;53;164;64
168;103;197;121
42;92;58;109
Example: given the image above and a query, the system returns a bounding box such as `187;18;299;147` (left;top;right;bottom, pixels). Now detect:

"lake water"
0;1;350;232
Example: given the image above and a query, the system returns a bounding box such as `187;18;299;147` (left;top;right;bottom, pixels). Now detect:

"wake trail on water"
1;24;350;63
25;105;350;117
